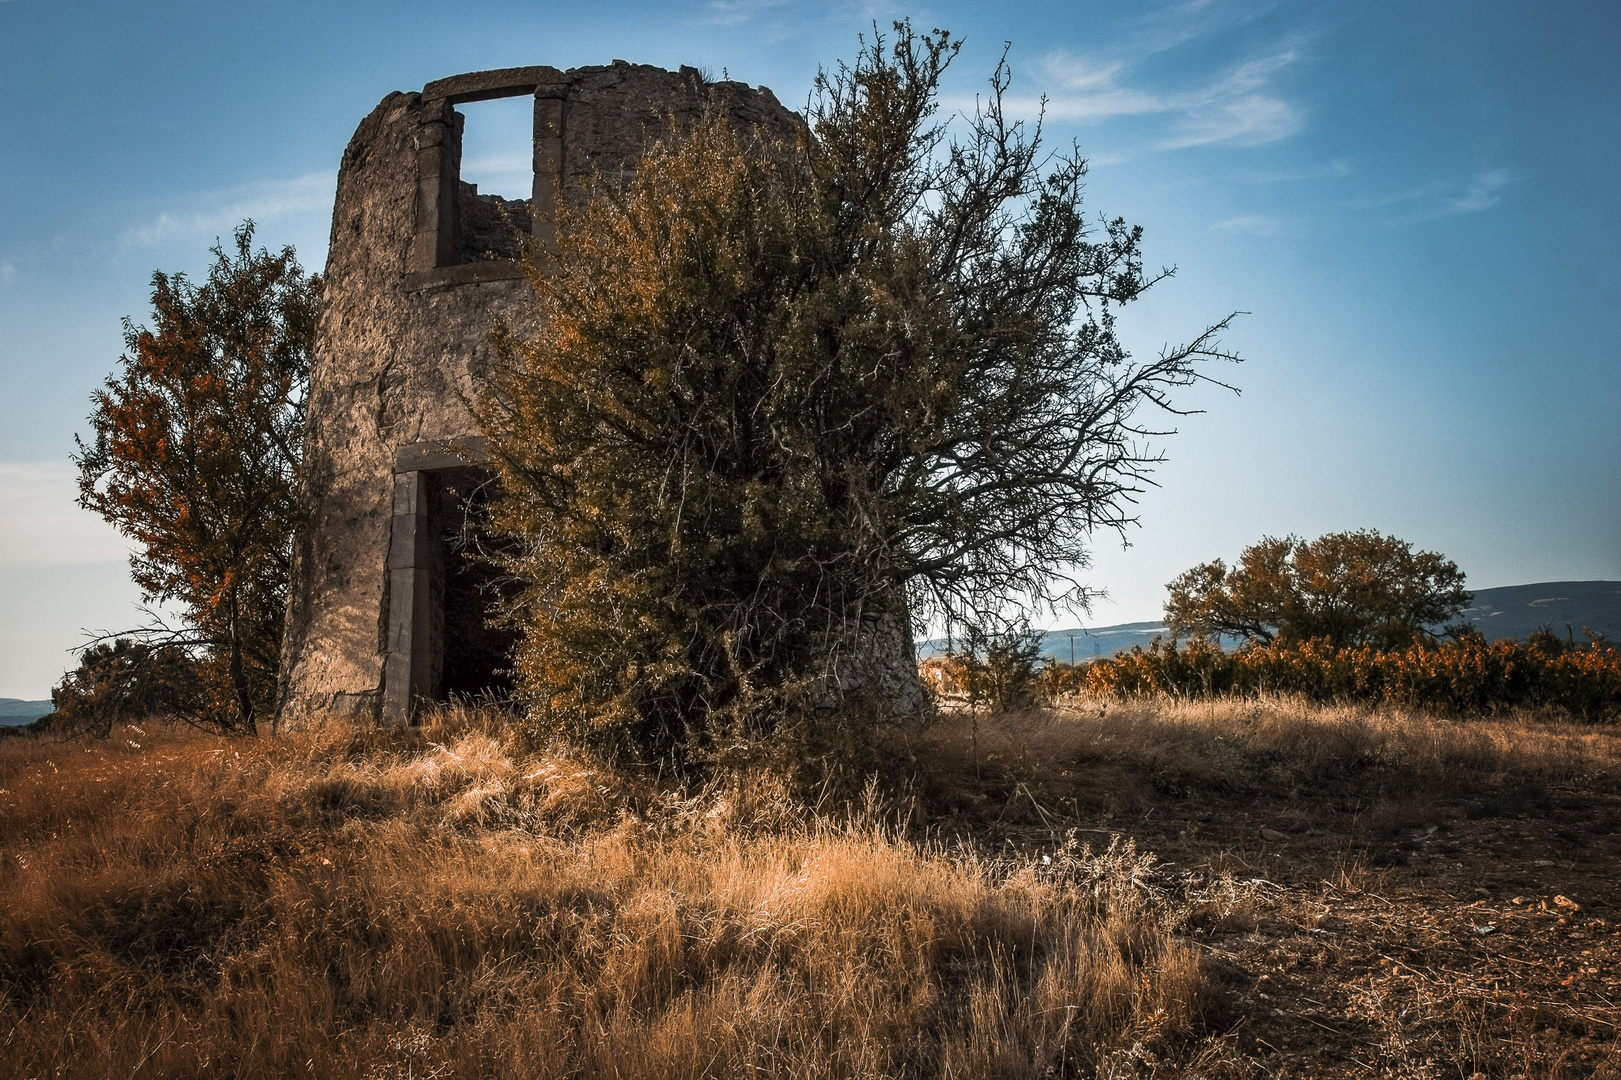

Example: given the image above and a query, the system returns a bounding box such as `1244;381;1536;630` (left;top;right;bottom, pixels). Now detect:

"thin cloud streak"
1447;168;1513;213
1161;51;1304;147
1005;45;1305;150
1240;160;1353;183
1126;0;1288;59
706;0;791;25
1211;213;1292;236
118;172;334;249
1357;168;1515;226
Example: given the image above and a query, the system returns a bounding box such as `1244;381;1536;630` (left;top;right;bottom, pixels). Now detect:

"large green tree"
75;222;319;734
482;26;1238;761
1164;530;1471;650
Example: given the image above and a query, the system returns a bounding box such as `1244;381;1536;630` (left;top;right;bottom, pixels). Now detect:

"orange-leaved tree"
1164;530;1470;650
73;222;320;734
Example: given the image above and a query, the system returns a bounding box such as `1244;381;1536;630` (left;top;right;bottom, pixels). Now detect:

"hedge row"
1065;635;1621;720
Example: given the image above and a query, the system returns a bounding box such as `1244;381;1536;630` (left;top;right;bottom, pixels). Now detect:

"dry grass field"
0;697;1617;1078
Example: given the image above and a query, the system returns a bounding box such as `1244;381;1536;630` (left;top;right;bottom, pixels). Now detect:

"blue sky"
1;0;1617;697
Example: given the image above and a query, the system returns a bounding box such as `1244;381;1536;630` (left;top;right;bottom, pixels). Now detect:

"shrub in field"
1082;634;1621;720
923;623;1083;710
941;622;1049;710
480;25;1239;766
46;638;202;737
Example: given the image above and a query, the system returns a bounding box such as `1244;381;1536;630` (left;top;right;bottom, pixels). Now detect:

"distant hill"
920;580;1621;662
1455;580;1621;645
0;699;53;728
918;622;1240;661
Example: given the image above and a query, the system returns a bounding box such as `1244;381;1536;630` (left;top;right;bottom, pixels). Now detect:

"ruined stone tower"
278;64;802;727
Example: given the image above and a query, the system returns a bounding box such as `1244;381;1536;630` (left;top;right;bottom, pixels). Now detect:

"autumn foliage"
73;222;319;733
481;26;1237;764
1165;530;1470;649
1075;633;1621;720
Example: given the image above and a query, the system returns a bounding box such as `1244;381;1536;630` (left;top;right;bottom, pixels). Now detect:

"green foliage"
73;222;319;734
46;638;202;738
482;25;1237;763
1165;530;1470;650
949;621;1047;712
1083;634;1621;720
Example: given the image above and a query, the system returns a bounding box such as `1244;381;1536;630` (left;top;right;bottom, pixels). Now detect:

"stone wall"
277;64;803;727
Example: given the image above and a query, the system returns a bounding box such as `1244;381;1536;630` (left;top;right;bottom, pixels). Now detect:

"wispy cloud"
1002;44;1305;150
1240;160;1353;183
706;0;898;27
1358;168;1515;225
119;172;334;249
1027;57;1164;120
845;0;908;17
0;463;132;567
1127;0;1287;57
706;0;791;25
1446;167;1513;213
1211;213;1291;236
1162;51;1304;147
0;263;15;285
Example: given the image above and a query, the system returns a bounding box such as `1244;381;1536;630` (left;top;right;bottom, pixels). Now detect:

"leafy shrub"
47;638;203;737
480;26;1238;765
923;623;1054;711
1081;634;1621;720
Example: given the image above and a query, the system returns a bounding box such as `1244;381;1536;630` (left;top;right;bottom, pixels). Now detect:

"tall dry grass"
0;707;1218;1080
908;694;1621;812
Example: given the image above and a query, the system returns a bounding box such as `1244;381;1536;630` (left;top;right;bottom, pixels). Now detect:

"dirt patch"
902;699;1621;1078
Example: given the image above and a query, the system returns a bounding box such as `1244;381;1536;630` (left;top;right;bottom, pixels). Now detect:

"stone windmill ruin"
276;64;802;728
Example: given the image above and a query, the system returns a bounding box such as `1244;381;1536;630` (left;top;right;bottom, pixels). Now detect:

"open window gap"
455;96;535;263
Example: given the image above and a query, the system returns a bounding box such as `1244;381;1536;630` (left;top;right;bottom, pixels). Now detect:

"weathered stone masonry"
277;63;801;728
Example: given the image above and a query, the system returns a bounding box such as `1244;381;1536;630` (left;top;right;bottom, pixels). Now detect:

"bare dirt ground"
906;699;1621;1078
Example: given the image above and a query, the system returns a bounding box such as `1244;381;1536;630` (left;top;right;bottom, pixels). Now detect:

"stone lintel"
402;262;526;291
395;436;489;474
423;66;565;104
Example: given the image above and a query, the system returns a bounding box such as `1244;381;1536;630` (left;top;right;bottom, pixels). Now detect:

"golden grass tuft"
907;693;1621;817
0;707;1217;1079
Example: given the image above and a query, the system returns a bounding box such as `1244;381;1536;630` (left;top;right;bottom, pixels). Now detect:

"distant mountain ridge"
920;580;1621;662
0;698;53;728
1455;580;1621;645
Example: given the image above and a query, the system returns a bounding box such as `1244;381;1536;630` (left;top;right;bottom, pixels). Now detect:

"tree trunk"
819;606;930;720
226;595;257;735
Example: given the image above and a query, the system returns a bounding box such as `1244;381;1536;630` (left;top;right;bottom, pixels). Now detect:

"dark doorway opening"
432;468;520;703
